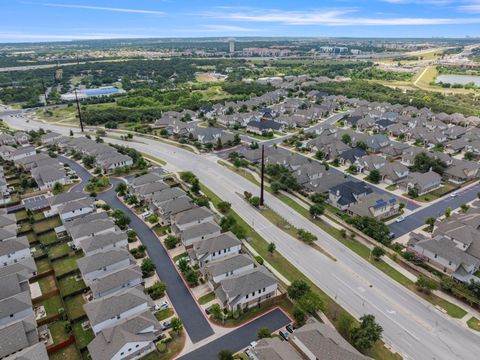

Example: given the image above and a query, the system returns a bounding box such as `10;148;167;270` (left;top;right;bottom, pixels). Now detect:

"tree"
412;152;447;175
141;258;156;277
112;209;131;229
267;242;276;254
52;182;64;195
341;133;352;145
461;203;470;213
288;280;311;300
350;314;383;352
293;307;306;326
243;191;252;200
217;201;231;213
416;275;438;294
298;292;324;314
444;207;452;218
164;235;179;249
217;350;234;360
338;312;354;340
147;281;166;300
178;258;190;273
209;304;223;320
82;155;95;169
190;179;200;194
249;196;260;207
408;187;418;198
425;216;436;228
185;269;199;286
297;229;317;244
115;182;127;195
371;246;385;261
171;317;183;333
147;215;158;224
309;203;325;218
399;202;405;211
357;141;368;151
349;216;391;245
314;150;325;160
366;169;381;184
257;327;271;339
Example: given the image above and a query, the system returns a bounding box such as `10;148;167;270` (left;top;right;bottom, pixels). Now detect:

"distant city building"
228;38;235;53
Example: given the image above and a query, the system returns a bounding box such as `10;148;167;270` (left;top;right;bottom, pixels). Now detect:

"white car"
154;300;169;312
450;192;458;198
141;211;152;219
395;216;405;223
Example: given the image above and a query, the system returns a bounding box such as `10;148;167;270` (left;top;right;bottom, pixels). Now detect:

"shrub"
164;235;179;249
255;256;264;265
141;258;156;277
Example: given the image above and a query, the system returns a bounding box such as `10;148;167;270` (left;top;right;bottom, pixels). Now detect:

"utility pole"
74;89;84;133
260;144;265;206
41;79;48;106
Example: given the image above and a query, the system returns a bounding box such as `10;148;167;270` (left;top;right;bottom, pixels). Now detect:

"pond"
436;74;480;86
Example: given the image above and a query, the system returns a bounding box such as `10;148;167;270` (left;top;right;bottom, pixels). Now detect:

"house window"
121;353;124;356
246;294;249;299
136;345;140;348
434;254;437;258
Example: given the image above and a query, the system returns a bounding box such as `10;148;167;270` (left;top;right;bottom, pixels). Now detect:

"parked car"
395;215;405;223
141;211;152;219
279;330;289;341
155;300;169;312
450;192;458;198
285;324;294;333
162;320;172;330
244;349;255;360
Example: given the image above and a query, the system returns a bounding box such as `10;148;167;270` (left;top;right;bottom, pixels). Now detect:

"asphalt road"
389;182;480;237
56;155;215;343
5;112;480;359
178;308;290;360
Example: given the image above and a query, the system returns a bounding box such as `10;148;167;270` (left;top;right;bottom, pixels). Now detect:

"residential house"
0;133;16;146
246;120;284;135
90;266;144;299
215;267;278;311
78;248;135;284
31;164;68;191
189;231;242;267
10;146;36;162
0;237;30;268
177;221;222;248
171;207;215;233
2;342;48;360
348;193;400;220
0;318;39;359
87;311;161;360
40;132;63;145
155;197;196;226
57;197;95;222
84;286;154;334
13;132;31;145
201;254;254;287
399;171;442;196
328;181;373;211
443;160;479;185
80;232;128;256
0;291;33;327
0;257;37;279
0;145;15;160
69;217;117;246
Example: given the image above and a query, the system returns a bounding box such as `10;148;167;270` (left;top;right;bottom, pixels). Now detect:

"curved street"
3;111;480;359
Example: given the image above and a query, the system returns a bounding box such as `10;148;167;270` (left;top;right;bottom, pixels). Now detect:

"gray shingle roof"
87;311;160;360
0;291;32;319
77;248;132;276
173;206;214;226
0;236;29;256
48;192;88;207
0;273;29;301
90;266;142;298
179;221;221;242
80;232;128;254
202;254;253;278
192;232;240;259
0;318;38;358
84;287;153;326
69;218;116;240
0;257;37;279
3;342;48;360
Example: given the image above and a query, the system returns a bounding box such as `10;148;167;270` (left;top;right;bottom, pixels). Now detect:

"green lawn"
386;184;397;191
467;317;480;331
154;308;174;322
38;294;64;317
58;275;87;297
52;254;82;277
199;183;400;360
153;225;170;236
33;211;45;221
414;184;457;202
14;210;28;221
33;216;62;234
18;222;32;233
72;321;95;349
38;231;59;245
37;274;58;294
64;294;86;320
48;344;81;360
48;320;71;345
150;331;186;360
198;291;216;305
35;258;52;273
48;243;72;259
26;231;37;244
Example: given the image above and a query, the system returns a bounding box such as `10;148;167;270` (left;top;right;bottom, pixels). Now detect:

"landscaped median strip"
218;158;469;320
199;183;402;360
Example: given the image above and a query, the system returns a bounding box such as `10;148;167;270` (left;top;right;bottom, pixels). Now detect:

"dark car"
278;330;289;341
286;324;294;333
162;320;172;330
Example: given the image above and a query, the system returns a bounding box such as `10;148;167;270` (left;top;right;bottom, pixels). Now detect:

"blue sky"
1;0;480;42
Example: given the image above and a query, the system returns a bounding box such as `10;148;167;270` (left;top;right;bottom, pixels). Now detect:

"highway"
3;111;480;360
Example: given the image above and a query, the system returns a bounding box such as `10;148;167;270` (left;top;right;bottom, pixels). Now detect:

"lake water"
83;87;120;96
436;74;480;86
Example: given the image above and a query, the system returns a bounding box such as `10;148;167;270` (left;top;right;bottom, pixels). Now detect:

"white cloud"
0;31;156;42
26;2;165;15
202;7;480;26
201;25;258;32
